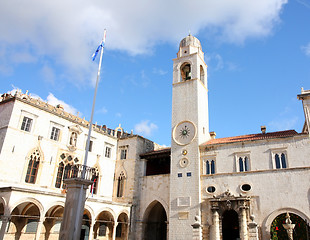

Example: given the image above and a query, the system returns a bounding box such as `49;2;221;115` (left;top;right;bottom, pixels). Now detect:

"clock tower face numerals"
173;121;196;145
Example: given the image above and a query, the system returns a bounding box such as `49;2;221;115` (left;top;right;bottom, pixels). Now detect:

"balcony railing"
63;164;95;181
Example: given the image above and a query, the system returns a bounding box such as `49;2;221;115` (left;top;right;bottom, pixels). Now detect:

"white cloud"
153;68;168;76
134;120;158;137
0;0;287;83
301;43;310;56
268;117;298;131
40;64;56;84
97;107;108;114
46;93;78;115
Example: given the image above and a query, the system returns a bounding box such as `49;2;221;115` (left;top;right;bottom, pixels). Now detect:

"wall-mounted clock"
173;121;196;145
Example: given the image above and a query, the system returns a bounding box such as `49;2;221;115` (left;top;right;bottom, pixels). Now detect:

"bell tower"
169;34;210;239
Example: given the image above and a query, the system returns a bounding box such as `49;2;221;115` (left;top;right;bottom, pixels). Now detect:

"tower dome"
179;34;201;49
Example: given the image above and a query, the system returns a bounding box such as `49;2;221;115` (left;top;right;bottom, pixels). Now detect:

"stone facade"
0;35;310;240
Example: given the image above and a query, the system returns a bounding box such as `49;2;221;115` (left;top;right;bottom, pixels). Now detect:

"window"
238;157;249;172
120;149;127;159
50;127;60;141
206;160;215;175
98;223;107;236
90;168;99;195
235;153;251;172
25;149;41;184
86;140;93;152
25;219;38;233
21;116;33;132
55;162;64;188
105;146;111;158
275;153;287;169
117;172;125;198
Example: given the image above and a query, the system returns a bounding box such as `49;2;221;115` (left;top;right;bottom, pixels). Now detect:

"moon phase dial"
173;121;196;145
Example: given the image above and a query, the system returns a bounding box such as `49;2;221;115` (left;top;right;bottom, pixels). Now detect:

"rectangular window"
120;149;127;159
105;146;111;158
25;219;38;233
86;140;93;152
50;127;60;141
99;223;107;236
21;116;33;132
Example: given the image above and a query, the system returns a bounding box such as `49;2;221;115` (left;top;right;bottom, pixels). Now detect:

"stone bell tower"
169;34;210;239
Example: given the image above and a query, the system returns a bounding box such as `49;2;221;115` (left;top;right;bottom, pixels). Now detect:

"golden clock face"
173;121;196;145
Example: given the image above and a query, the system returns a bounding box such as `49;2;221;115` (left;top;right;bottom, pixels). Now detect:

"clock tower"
169;34;210;239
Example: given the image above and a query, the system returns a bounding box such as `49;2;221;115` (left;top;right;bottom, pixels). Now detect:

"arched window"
117;172;125;198
200;65;205;83
55;162;64;188
206;160;215;175
180;63;191;81
275;154;281;169
25;149;41;183
238;156;249;172
90;168;99;195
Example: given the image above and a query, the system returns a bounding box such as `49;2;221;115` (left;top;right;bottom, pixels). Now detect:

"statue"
282;212;295;240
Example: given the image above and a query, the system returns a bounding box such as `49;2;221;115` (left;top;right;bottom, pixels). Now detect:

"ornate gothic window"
275;153;287;169
90;168;99;195
239;157;249;172
117;172;125;198
25;148;41;183
55;153;79;189
206;160;215;175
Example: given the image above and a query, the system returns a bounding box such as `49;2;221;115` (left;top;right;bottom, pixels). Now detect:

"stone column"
35;216;45;240
248;215;259;240
88;220;94;240
210;210;220;240
0;215;10;239
112;222;118;240
239;203;248;240
59;178;93;240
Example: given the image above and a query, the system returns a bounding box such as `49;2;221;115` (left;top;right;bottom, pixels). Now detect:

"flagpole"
72;30;106;240
83;29;106;168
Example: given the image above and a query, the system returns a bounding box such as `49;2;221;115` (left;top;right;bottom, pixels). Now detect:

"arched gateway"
143;201;167;240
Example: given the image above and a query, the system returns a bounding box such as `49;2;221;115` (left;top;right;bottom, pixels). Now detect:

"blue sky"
0;0;309;146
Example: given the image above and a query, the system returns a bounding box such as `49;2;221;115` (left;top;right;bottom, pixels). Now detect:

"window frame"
271;148;288;169
234;152;251;172
19;110;38;133
105;146;111;158
202;155;216;175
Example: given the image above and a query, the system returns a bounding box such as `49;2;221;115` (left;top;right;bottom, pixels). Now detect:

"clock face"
173;121;196;145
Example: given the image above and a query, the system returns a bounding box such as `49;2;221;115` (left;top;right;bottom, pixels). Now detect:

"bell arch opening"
180;62;191;81
143;201;167;240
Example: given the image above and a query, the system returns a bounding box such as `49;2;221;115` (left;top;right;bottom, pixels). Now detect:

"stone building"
0;34;310;240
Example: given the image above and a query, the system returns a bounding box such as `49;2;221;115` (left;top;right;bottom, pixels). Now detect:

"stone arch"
116;212;129;240
9;200;42;239
142;200;168;240
94;210;115;240
264;207;310;237
43;204;64;239
81;208;92;240
10;197;44;215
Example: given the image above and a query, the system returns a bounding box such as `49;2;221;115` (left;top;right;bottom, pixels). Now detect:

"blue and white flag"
92;30;107;61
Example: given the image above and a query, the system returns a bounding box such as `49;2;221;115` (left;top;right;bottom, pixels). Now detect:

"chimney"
210;131;216;139
56;104;64;110
261;126;266;134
